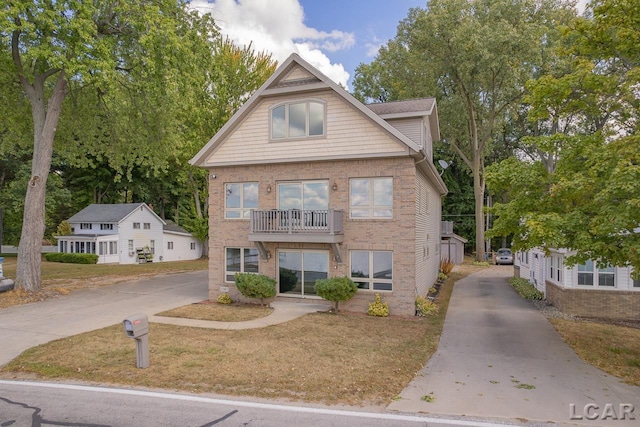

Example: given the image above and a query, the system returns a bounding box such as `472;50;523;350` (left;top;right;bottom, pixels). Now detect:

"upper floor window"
133;222;140;229
143;223;151;229
100;223;113;230
350;177;393;218
225;182;258;219
271;101;325;140
80;223;92;230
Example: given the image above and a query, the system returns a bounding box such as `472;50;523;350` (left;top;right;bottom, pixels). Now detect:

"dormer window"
271;100;325;140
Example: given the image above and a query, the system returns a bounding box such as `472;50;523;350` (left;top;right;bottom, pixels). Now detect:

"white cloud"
190;0;353;88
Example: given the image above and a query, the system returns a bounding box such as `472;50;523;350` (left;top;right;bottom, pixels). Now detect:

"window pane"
634;278;640;288
225;211;241;219
373;178;392;207
578;272;593;286
350;179;370;207
244;248;259;273
350;209;370;218
279;252;302;294
272;105;285;138
303;252;328;296
373;209;393;218
309;102;324;136
226;184;241;208
226;248;241;274
578;260;594;272
303;182;328;210
373;282;393;291
243;183;259;209
598;273;615;287
289;103;306;137
351;251;370;279
278;183;303;210
373;251;393;279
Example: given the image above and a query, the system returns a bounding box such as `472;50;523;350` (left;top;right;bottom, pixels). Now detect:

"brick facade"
546;281;640;321
207;157;433;316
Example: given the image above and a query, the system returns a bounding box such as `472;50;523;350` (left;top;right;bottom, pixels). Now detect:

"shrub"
509;277;544;300
440;258;454;275
217;293;233;304
314;276;357;313
415;296;439;316
234;273;276;306
367;293;389;317
44;252;98;264
437;272;448;281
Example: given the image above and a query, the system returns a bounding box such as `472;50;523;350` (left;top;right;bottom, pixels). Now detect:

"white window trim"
349;250;393;292
225;247;260;282
349;177;393;219
269;99;326;141
576;261;616;288
225;182;259;220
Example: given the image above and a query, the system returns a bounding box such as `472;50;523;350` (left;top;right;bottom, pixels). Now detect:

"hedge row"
44;252;99;264
509;277;544;300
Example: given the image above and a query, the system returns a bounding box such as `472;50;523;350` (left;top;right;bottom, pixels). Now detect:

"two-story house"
55;203;202;264
190;54;447;315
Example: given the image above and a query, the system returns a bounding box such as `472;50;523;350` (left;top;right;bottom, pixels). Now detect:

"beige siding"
387;118;423;149
206;91;408;165
415;170;441;297
282;66;315;82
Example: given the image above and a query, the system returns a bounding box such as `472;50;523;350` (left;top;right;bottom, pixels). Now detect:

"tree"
1;1;216;291
487;0;640;270
353;0;575;260
314;276;357;313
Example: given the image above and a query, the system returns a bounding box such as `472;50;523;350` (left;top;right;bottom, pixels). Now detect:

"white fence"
1;245;58;254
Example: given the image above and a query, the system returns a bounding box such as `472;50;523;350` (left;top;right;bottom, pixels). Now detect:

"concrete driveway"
0;270;208;367
388;267;640;426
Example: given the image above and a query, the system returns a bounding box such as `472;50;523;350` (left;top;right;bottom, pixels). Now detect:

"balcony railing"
250;209;343;235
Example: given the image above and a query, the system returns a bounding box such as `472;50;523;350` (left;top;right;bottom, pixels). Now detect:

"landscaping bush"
440;258;454;275
509;277;545;300
44;252;98;264
367;293;389;317
415;296;439;316
234;273;276;306
437;272;448;281
217;293;233;304
314;276;357;313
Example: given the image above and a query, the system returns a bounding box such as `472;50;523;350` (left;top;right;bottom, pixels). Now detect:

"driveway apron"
388;267;640;426
0;271;208;367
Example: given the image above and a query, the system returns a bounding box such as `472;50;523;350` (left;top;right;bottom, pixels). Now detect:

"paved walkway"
388;267;640;426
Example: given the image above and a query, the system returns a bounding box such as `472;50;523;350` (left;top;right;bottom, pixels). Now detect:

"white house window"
80;223;92;230
633;273;639;288
350;250;393;291
190;242;196;250
143;223;151;230
167;242;174;250
99;242;107;255
128;240;134;253
350;177;393;218
109;241;117;255
271;100;325;140
100;224;113;230
225;182;258;219
578;260;615;287
150;240;155;254
133;222;140;229
549;255;563;283
226;248;259;282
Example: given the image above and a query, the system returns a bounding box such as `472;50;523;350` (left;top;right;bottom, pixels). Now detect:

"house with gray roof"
190;53;447;315
55;203;202;264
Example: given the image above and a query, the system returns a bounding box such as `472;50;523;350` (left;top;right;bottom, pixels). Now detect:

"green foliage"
367;293;389;317
44;253;98;264
472;261;490;267
509;277;545;300
314;276;357;313
217;293;233;304
415;296;439;317
54;221;72;237
437;272;448;281
234;273;276;306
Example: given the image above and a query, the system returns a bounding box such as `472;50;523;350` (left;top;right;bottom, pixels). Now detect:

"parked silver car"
495;248;513;265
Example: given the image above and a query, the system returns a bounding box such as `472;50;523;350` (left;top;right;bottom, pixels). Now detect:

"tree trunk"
473;157;485;262
15;71;67;292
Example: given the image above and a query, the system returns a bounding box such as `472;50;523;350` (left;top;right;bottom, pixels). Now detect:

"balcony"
249;209;343;244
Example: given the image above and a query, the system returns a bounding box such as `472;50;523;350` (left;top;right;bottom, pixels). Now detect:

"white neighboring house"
55;203;202;264
514;248;640;320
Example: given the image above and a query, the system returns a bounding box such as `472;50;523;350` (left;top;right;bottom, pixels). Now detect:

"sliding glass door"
278;250;329;296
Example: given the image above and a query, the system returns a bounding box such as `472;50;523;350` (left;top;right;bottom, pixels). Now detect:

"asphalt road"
0;380;522;427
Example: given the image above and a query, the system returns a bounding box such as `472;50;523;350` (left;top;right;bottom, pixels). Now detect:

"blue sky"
190;0;588;90
190;0;426;89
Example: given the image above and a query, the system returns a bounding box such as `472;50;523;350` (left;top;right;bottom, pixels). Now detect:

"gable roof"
68;203;165;225
367;98;440;141
190;53;436;167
